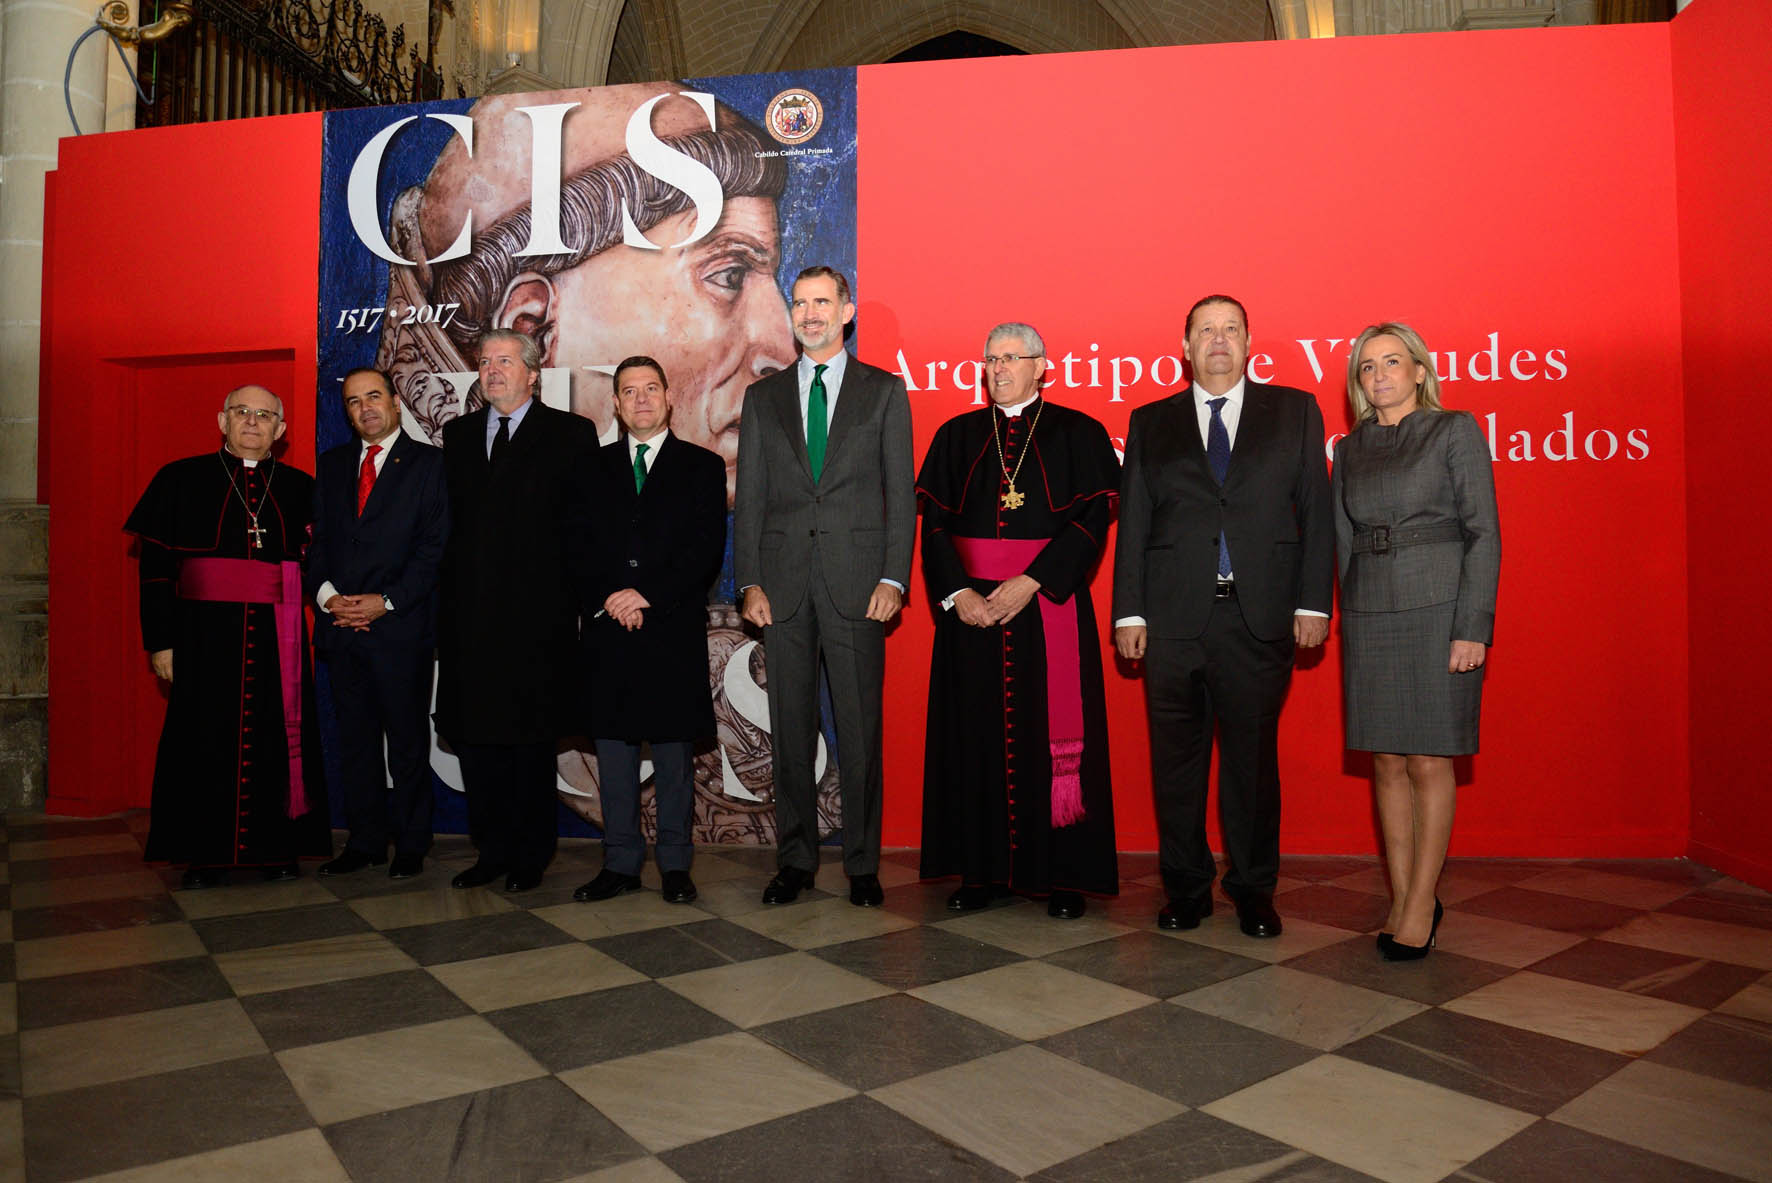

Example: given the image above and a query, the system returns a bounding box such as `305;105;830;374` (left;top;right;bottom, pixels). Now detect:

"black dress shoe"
318;850;386;877
946;884;993;912
661;869;698;904
761;866;814;904
451;862;504;889
388;854;424;879
260;862;300;882
1234;894;1283;938
504;869;544;893
1048;890;1086;920
1157;896;1212;930
849;873;884;907
180;865;229;890
574;868;643;902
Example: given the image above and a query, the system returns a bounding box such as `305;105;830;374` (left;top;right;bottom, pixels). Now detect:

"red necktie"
357;443;382;515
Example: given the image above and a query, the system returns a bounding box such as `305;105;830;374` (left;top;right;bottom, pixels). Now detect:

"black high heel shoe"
1380;898;1443;962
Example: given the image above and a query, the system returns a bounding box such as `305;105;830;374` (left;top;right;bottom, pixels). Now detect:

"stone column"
0;0;107;807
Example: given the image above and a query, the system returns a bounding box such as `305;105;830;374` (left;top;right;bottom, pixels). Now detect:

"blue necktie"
1208;397;1232;577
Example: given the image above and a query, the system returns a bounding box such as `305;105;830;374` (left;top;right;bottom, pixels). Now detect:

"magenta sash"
176;557;308;818
950;536;1086;827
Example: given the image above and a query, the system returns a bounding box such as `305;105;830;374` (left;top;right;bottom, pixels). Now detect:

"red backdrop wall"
859;23;1687;858
1672;0;1772;887
39;5;1769;884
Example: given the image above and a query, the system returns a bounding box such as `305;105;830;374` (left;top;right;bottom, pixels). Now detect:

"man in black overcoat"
306;367;450;879
572;356;725;905
436;330;598;892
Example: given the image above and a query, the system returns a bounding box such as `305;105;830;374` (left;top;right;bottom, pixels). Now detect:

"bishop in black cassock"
916;324;1121;919
124;386;329;886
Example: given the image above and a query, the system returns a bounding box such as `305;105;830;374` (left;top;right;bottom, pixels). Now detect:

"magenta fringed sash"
950;536;1087;827
176;557;309;819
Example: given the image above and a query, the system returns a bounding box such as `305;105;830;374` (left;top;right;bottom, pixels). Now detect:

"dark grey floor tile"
754;993;1019;1090
1044;930;1265;999
191;902;375;953
0;883;11;909
0;942;14;983
1269;883;1392;933
1572;858;1721;888
1658;890;1772;931
591;917;791;977
382;911;574;966
590;924;734;977
13;893;186;941
1088;883;1169;927
1643;1012;1772;1092
1528;938;1765;1009
1276;855;1381;883
17;956;236;1029
9;850;151;882
323;1075;645;1182
485;981;734;1071
1283;936;1513;1006
241;969;474;1051
0;1033;18;1101
880;848;924;869
661;1095;1016;1182
22;1054;313;1183
812;925;1024;990
1454;885;1642;935
1033;1109;1381;1182
1451;1118;1744;1183
1338;1008;1629;1115
673;917;796;964
1039;1002;1318;1107
5;817;132;842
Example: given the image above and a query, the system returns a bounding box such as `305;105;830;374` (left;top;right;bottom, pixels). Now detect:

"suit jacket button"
628;559;639;567
808;529;816;537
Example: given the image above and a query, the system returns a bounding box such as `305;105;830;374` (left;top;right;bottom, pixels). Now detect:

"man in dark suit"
733;266;916;907
436;329;598;893
572;356;725;905
307;368;450;879
1112;294;1334;937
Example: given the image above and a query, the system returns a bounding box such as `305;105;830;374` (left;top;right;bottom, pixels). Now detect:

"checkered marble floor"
3;813;1771;1182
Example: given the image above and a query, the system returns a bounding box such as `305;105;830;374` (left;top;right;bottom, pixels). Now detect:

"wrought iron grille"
136;0;441;127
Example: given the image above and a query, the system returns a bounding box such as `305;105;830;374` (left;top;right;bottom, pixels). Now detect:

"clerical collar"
224;446;263;468
994;392;1040;417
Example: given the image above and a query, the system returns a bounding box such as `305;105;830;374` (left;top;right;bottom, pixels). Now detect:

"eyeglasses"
225;406;281;423
982;354;1043;368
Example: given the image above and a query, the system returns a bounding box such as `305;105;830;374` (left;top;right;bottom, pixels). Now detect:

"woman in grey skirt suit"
1332;323;1499;961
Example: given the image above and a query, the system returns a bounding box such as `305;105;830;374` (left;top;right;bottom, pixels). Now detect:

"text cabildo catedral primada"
893;330;1649;465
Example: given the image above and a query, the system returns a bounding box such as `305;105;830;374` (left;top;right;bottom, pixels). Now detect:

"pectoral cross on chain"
247;519;266;549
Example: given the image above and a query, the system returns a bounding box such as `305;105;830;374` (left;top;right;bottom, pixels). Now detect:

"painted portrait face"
546;199;794;499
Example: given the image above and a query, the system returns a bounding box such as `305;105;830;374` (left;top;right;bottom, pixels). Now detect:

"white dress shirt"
316;435;397;613
1115;379;1325;627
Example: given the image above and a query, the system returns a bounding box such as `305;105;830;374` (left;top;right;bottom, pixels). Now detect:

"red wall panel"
858;25;1687;856
45;116;323;815
1673;0;1772;887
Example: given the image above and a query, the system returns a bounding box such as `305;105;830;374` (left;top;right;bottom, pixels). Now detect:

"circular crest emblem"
766;88;823;145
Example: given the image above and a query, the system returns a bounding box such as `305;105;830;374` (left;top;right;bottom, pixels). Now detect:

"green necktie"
633;441;649;493
807;363;829;482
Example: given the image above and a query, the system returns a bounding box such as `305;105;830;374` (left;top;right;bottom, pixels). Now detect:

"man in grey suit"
1113;294;1334;938
734;266;916;907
